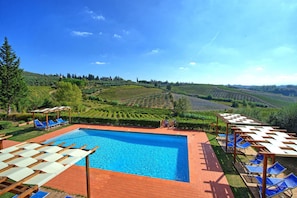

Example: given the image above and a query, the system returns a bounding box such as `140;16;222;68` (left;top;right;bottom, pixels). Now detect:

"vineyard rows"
172;93;232;111
211;87;265;102
172;85;273;107
73;109;164;120
124;93;173;109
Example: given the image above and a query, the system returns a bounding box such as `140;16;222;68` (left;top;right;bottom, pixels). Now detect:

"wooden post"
271;154;275;164
68;109;71;124
261;154;268;198
32;112;35;127
225;123;229;151
216;116;219;136
86;155;91;198
45;113;49;127
233;131;237;163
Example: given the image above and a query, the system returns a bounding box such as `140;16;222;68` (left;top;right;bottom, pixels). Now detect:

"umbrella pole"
86;156;91;198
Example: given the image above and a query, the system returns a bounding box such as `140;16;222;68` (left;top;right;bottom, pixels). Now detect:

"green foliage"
206;133;253;197
0;121;12;129
171;83;297;108
62;78;86;87
231;101;239;108
1;123;58;142
0;37;28;116
242;100;247;107
8;68;297;133
125;93;173;109
53;81;82;110
267;103;297;132
174;120;210;130
72;105;169;120
166;84;172;91
71;116;160;128
246;85;297;96
24;71;60;86
234;108;279;124
26;86;54;110
180;112;216;122
173;97;191;116
99;85;163;101
6;113;32;122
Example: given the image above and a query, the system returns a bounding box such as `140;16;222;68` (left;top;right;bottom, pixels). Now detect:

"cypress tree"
0;37;27;116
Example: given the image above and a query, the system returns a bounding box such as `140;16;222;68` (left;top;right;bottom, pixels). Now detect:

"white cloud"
92;15;105;21
151;49;159;54
255;67;264;71
122;29;130;35
72;31;93;37
179;66;188;70
92;61;107;65
145;48;160;55
113;34;122;39
232;72;297;85
85;7;105;21
272;46;296;56
198;31;221;55
277;73;297;84
189;61;196;66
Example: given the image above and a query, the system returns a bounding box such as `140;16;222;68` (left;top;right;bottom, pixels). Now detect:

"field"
72;106;167;120
98;85;163;101
18;74;297;129
23;71;297;111
240;89;297;107
171;84;297;108
172;93;232;111
22;82;297;123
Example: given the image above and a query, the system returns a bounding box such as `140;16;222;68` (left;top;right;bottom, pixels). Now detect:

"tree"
166;84;172;91
0;37;27;116
53;81;82;110
269;103;297;132
231;101;239;108
242;99;247;107
173;97;190;116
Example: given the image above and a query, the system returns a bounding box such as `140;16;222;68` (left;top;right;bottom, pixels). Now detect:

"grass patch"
206;132;253;198
0;123;66;142
1;192;14;198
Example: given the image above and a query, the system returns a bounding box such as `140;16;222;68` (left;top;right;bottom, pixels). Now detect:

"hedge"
71;116;161;128
1;113;223;131
0;121;12;130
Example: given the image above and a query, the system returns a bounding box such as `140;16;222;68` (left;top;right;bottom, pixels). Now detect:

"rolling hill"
23;71;297;110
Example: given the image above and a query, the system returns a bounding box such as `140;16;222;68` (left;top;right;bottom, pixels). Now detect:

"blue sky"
1;0;297;85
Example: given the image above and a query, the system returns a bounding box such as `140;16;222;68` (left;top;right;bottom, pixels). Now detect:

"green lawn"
206;132;253;198
1;123;65;142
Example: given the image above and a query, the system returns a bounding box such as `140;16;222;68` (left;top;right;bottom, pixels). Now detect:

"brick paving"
3;125;234;198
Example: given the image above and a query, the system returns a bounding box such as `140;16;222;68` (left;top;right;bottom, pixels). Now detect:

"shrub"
0;121;12;130
71;115;160;128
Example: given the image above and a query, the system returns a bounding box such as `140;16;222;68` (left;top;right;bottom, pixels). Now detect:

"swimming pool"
45;128;189;182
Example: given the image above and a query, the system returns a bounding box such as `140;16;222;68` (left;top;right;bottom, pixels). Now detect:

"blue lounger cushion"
245;161;286;176
13;190;49;198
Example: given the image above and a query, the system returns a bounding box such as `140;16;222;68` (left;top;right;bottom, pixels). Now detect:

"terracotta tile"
4;125;234;198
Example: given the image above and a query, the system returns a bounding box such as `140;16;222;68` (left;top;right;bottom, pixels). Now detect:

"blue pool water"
46;128;189;182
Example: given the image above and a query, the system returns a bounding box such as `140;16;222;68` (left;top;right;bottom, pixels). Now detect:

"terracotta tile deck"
3;125;234;198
